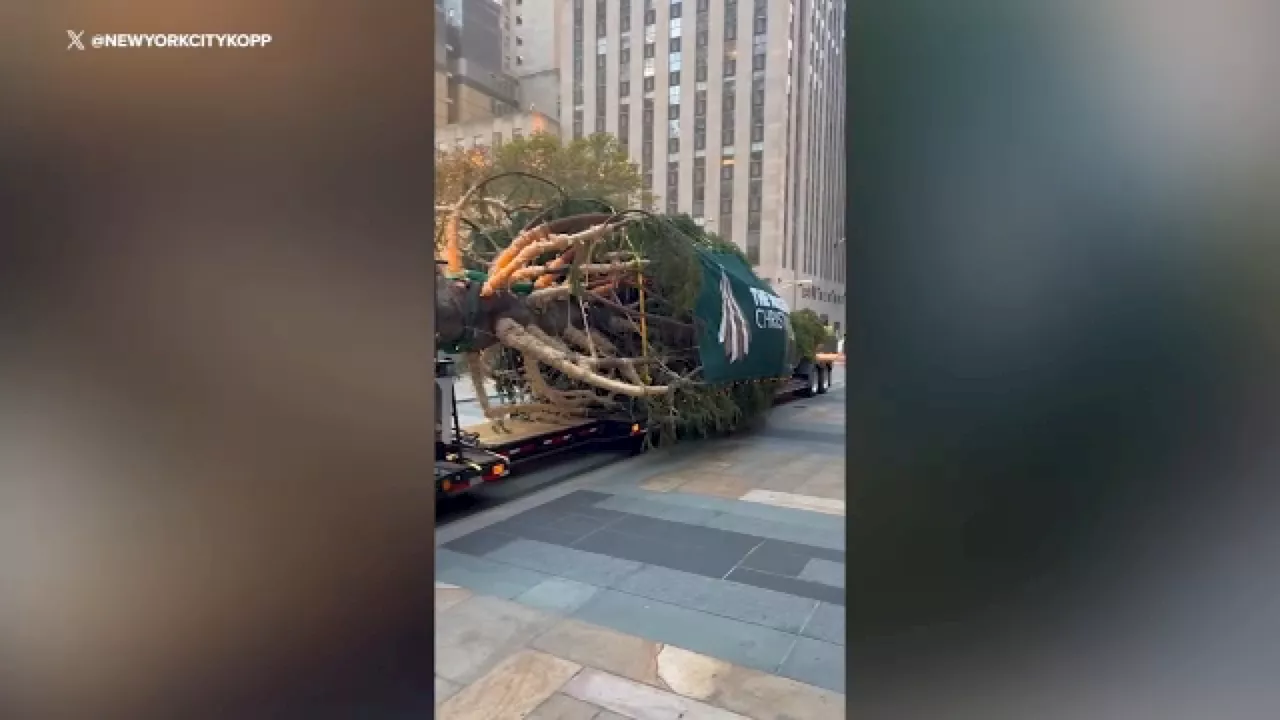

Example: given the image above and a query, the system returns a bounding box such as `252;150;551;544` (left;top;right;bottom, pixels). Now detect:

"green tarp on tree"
693;249;796;384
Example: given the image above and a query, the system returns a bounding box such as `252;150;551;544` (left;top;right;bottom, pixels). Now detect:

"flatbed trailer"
435;350;834;497
778;355;836;399
458;415;647;467
436;359;511;498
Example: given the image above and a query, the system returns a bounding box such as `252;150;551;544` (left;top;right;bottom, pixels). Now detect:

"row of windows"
566;0;786;268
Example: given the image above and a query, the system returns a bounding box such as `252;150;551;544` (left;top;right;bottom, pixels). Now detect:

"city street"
436;366;846;719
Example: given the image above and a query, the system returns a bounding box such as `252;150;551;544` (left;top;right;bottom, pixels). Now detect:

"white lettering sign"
747;287;791;329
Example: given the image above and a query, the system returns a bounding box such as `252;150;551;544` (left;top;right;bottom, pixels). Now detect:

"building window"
722;125;734;146
669;70;681;85
573;110;583;139
724;56;736;77
669;104;680;119
643;57;655;75
620;80;631;96
644;76;655;91
671;2;683;19
670;52;682;71
670;18;682;37
598;38;607;54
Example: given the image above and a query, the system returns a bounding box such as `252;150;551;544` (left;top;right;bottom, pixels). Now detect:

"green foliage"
790;309;831;360
435;132;656;211
442;167;800;446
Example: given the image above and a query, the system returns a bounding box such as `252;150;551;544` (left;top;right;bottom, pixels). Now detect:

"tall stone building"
558;0;845;321
436;0;520;132
499;0;565;121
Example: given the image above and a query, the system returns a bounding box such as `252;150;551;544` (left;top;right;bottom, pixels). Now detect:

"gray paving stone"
777;636;846;693
542;489;616;509
800;602;846;645
798;558;846;588
436;548;551;599
706;513;845;551
751;426;846;445
515;577;602;615
613;565;818;633
434;594;559;685
526;692;602;720
599;486;732;512
760;538;847;564
594;494;724;525
487;511;612;545
435;675;462;705
443;528;519;557
754;474;812;492
574;528;751;579
602;486;847;534
509;497;629;525
725;567;846;606
712;500;847;535
738;541;812;577
737;539;847;578
571;589;798;675
485;538;643;587
606;513;762;555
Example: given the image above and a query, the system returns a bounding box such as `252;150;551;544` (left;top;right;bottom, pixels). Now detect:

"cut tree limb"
495;319;670;397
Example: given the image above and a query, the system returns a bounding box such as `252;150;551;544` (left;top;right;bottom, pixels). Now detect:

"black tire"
627;433;649;456
800;367;818;397
817;366;830;394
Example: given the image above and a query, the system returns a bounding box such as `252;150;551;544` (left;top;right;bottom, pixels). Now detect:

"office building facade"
437;0;521;132
500;0;565;120
559;0;845;321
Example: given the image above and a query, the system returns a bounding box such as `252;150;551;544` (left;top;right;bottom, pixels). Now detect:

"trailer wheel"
800;367;818;397
628;433;650;456
817;366;830;394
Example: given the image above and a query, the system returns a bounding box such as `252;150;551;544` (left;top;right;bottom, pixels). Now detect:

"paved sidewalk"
436;389;846;719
